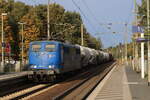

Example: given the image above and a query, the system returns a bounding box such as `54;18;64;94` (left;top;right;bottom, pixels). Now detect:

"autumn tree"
19;9;40;59
0;0;103;60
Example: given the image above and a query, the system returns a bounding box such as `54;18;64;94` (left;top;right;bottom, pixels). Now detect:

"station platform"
0;71;28;81
87;63;150;100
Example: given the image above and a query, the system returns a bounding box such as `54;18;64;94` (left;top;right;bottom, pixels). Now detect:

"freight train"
27;41;113;82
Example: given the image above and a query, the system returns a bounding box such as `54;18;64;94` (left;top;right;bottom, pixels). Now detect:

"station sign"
5;43;11;53
136;38;150;42
132;25;143;33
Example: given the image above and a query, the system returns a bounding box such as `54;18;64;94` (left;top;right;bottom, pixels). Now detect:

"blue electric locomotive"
28;41;81;81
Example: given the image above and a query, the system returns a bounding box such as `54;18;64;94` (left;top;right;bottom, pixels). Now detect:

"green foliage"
0;0;102;60
138;0;147;27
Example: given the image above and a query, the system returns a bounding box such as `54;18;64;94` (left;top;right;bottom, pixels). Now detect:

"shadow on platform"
125;66;150;100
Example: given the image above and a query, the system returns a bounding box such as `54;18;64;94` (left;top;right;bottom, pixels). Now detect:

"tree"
138;0;147;26
0;0;103;60
62;11;83;44
19;10;40;59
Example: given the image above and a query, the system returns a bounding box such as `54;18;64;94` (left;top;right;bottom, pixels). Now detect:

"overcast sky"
15;0;141;48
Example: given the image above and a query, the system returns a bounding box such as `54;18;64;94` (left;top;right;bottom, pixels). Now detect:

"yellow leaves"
0;15;14;46
3;15;8;20
18;13;40;58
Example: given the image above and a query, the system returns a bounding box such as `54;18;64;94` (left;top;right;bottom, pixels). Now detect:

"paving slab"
87;64;150;100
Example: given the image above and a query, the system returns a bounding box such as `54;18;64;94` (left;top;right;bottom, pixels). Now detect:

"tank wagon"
28;41;113;82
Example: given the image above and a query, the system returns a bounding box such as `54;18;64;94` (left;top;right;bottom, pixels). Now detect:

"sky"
15;0;141;48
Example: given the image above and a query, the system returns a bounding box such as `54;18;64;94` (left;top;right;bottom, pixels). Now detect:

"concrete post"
18;22;26;68
1;14;4;73
81;24;84;46
47;0;50;40
132;41;135;70
135;40;139;72
141;33;145;79
124;24;128;64
147;0;150;85
1;13;7;73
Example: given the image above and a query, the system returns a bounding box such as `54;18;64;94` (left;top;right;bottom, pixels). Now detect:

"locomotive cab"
28;41;81;82
29;42;61;70
28;41;62;81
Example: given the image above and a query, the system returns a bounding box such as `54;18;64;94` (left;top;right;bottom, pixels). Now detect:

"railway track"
54;61;116;100
0;61;116;100
0;84;53;100
0;72;30;97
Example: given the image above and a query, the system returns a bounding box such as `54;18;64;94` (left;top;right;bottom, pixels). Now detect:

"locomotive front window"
32;44;41;52
45;44;56;52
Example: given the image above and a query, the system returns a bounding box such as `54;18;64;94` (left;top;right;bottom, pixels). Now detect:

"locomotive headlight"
48;65;55;69
33;65;37;68
30;65;37;69
49;66;52;69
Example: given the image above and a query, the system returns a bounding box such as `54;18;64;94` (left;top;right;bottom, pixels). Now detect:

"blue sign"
132;26;144;33
136;38;150;42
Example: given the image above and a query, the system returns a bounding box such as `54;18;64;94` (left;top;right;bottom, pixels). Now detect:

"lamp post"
18;22;26;68
1;13;7;73
147;0;150;85
124;23;128;63
47;0;50;40
81;24;84;46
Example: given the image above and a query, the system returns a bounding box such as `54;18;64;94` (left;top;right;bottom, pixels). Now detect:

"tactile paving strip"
95;66;123;100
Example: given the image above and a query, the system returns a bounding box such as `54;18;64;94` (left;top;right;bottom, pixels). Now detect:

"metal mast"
47;0;50;40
